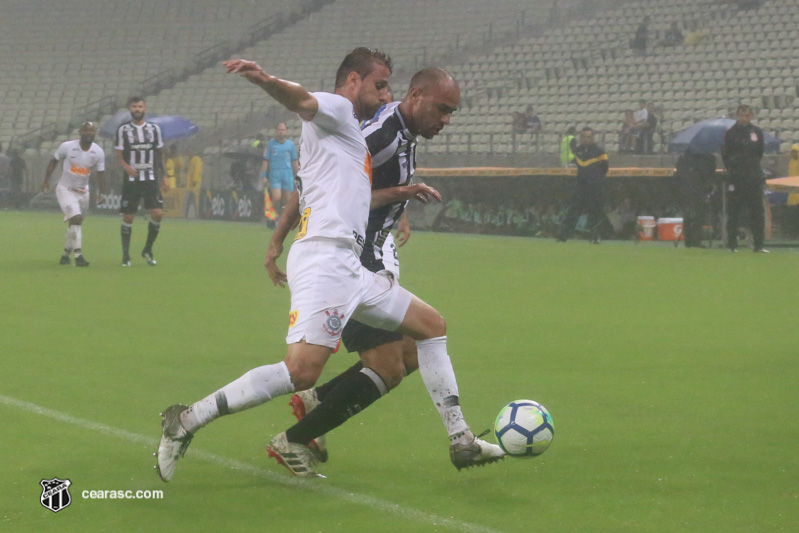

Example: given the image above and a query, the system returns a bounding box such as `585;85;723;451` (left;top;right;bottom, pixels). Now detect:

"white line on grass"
1;394;503;533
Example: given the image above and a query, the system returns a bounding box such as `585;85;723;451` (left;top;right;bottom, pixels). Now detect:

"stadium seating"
3;0;798;162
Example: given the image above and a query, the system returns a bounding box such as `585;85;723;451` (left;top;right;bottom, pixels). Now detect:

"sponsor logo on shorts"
288;310;299;328
323;308;345;336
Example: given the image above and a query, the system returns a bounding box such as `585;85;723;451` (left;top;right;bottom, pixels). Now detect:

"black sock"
145;220;160;250
121;223;132;257
286;369;384;445
316;361;364;402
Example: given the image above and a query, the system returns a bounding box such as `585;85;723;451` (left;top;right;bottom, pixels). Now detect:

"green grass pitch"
2;210;797;532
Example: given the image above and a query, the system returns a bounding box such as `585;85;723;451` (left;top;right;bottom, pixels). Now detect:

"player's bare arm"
265;190;301;287
370;182;441;209
224;59;318;122
42;157;59;192
395;211;411;247
116;150;138;178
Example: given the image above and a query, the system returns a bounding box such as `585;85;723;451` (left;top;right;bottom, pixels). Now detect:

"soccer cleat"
753;248;770;253
142;249;157;266
289;390;328;463
74;255;90;267
155;404;194;482
267;432;325;478
59;255;71;265
449;430;506;471
122;255;131;267
729;248;738;253
289;389;321;420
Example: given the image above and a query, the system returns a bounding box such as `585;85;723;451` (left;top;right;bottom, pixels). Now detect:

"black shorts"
340;319;403;354
120;178;163;214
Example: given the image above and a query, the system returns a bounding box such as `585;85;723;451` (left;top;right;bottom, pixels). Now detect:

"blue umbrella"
99;111;199;141
668;118;781;153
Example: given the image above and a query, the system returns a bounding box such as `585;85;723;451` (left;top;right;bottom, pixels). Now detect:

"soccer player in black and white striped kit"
266;68;490;470
115;96;165;266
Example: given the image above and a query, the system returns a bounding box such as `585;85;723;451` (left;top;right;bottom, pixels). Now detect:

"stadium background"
2;0;799;242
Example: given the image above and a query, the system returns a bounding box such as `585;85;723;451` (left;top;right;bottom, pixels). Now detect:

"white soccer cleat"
267;432;325;478
155;404;193;482
289;390;328;463
449;431;506;471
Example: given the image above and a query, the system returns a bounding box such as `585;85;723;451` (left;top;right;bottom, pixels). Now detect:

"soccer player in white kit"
155;49;503;480
42;122;107;267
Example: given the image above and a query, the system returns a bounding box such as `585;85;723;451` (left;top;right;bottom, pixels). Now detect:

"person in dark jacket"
676;147;717;247
557;127;609;243
721;105;768;252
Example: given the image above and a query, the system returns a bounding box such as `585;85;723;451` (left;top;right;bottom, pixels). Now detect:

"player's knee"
378;363;405;391
285;360;322;391
69;215;83;225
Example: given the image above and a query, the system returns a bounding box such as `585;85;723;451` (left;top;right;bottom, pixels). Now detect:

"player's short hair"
408;67;455;93
127;96;145;107
334;48;392;89
736;104;753;115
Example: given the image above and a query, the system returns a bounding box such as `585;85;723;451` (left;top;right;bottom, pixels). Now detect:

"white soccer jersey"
294;92;372;253
53;140;106;190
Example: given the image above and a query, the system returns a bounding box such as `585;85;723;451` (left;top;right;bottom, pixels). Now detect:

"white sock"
72;225;82;253
416;336;472;444
64;227;74;252
180;361;295;433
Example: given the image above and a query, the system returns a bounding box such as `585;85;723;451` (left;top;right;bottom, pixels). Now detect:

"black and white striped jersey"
115;122;164;182
360;101;417;271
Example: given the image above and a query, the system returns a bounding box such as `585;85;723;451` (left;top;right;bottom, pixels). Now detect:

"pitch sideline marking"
1;394;503;533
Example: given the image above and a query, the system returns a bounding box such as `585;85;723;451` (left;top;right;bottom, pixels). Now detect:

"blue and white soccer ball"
494;400;554;457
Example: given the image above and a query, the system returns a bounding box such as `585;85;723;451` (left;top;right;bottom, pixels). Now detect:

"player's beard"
131;111;145;121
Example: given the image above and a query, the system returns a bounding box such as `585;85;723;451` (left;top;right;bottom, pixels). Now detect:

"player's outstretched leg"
398;295;505;470
155;361;295;481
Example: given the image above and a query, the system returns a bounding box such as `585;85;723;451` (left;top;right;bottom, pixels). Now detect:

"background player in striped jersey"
267;69;471;466
115;96;165;267
42;121;107;267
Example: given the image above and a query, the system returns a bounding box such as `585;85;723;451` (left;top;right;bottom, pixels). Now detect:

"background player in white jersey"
156;49;502;481
115;96;165;267
42;122;107;267
268;69;473;467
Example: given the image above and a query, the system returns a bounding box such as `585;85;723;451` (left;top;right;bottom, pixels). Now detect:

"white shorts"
285;238;413;348
56;184;89;222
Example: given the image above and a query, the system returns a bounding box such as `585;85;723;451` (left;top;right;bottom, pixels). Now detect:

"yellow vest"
560;135;575;165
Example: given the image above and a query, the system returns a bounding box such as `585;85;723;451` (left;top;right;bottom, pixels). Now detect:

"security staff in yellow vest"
560;126;577;167
557;127;609;243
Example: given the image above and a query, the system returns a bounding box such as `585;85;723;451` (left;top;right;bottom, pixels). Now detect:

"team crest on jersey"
288;310;299;328
40;478;72;513
323;308;345;336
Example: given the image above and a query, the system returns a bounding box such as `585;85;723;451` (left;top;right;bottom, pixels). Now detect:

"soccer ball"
494;400;554;457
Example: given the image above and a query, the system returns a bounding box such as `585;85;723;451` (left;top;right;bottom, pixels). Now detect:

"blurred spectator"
8;148;29;208
630;16;650;56
251;133;265;152
632;100;649;154
524;105;542;134
683;21;708;46
164;144;183;189
619;110;636;153
676;148;717;247
644;102;658;154
557;127;609;243
789;144;799;177
721;104;767;252
186;150;203;190
511;111;527;134
661;22;683;46
560;126;577;167
0;143;9;189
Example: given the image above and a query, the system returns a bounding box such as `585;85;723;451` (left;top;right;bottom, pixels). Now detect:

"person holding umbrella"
721;104;768;253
